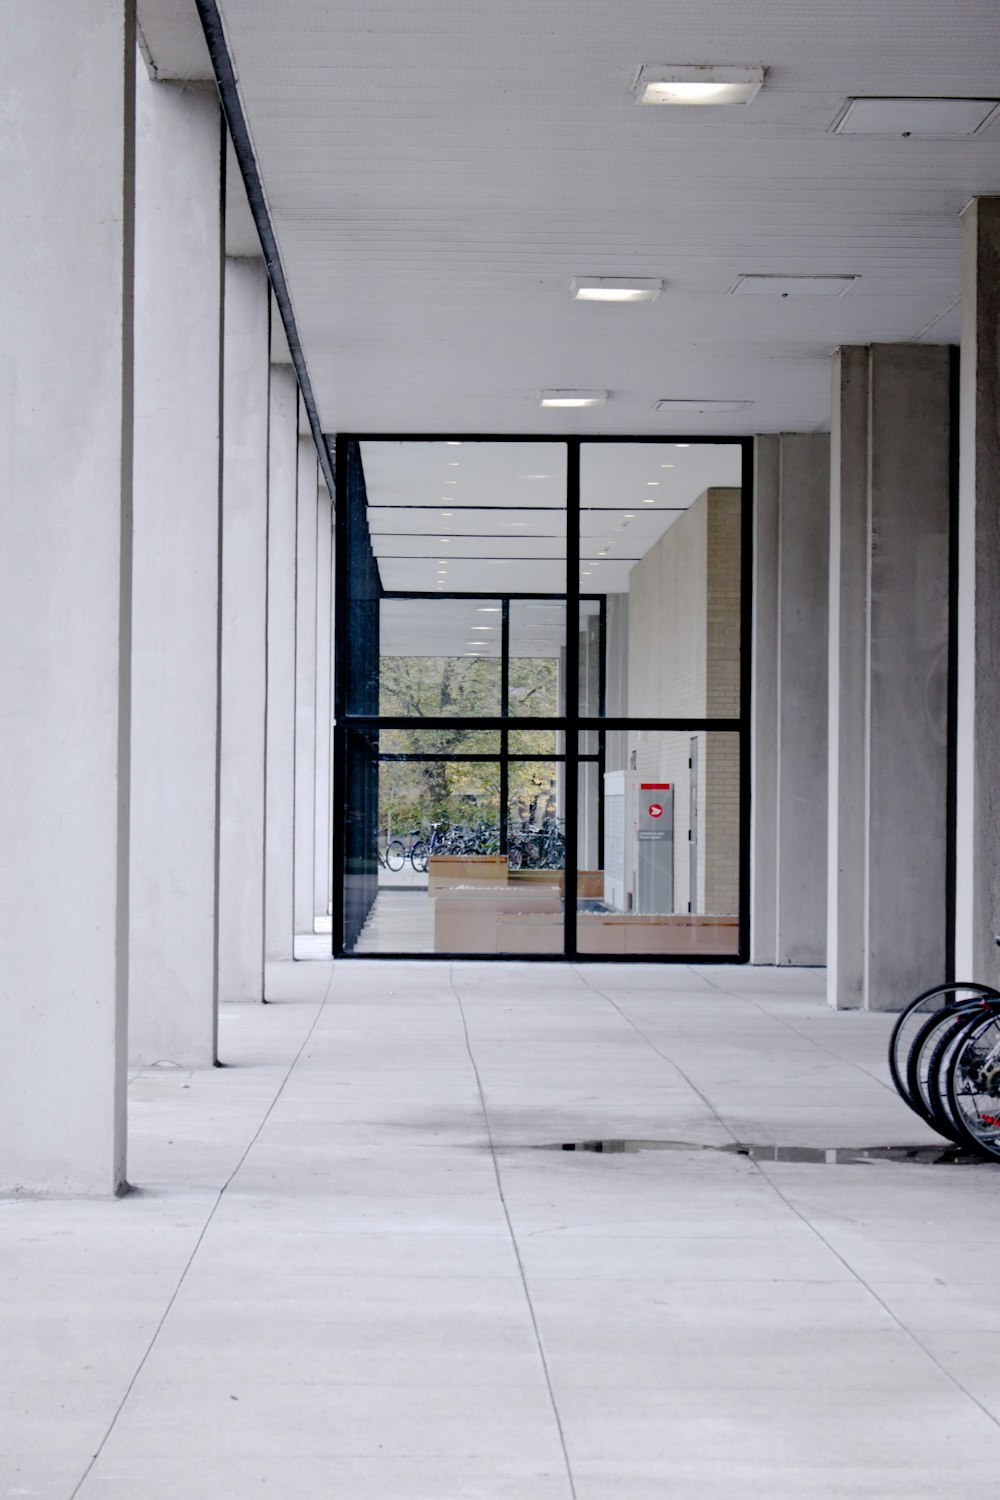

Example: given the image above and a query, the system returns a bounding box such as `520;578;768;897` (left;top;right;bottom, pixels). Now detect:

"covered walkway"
7;963;1000;1497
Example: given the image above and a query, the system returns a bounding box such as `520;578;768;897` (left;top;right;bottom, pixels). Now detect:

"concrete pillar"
956;198;1000;985
294;440;319;935
264;365;299;964
218;258;270;1002
0;1;134;1194
752;435;830;965
828;346;952;1010
314;491;334;923
128;74;223;1066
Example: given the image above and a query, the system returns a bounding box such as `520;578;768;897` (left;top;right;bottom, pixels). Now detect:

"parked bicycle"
384;828;428;872
888;940;1000;1159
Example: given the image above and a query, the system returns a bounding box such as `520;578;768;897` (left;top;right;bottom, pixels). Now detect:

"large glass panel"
377;598;502;717
508;759;565;871
509;601;565;715
580;443;743;719
576;731;740;957
360;438;567;594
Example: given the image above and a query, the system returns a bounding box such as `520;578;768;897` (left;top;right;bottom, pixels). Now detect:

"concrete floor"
6;960;1000;1498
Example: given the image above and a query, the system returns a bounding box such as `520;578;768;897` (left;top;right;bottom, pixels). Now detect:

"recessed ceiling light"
675;442;690;448
571;277;663;303
477;607;501;612
539;390;608;408
445;480;457;486
441;511;453;517
471;626;495;632
646;481;659;486
635;63;765;107
731;273;857;297
657;401;750;416
661;463;674;468
519;473;552;479
623;513;636;518
446;441;462;446
643;497;656;504
446;461;459;467
832;97;1000;137
440;537;451;542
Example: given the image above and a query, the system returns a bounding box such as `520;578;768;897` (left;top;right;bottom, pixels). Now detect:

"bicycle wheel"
410;841;429;873
924;1011;986;1146
888;982;1000;1107
385;840;405;871
507;844;523;871
947;1010;1000;1160
905;1005;988;1143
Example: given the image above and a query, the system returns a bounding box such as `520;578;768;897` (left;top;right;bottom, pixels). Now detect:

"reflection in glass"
508;601;565;716
580;443;743;718
509;728;561;756
379;728;500;755
507;760;565;871
576;731;740;957
376;599;501;718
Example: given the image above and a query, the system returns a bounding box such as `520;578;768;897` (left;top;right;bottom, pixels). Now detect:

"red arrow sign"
648;803;663;819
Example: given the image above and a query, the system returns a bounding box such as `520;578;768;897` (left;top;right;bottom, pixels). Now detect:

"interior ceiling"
209;0;1000;438
361;439;742;594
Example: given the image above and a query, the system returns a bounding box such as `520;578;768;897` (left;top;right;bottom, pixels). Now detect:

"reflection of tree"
377;654;560;837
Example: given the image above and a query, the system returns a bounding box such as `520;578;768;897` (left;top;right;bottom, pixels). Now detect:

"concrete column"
751;438;780;964
0;1;134;1194
828;346;952;1010
264;365;299;963
314;491;334;923
293;439;319;935
753;435;830;965
956;198;1000;985
128;74;223;1066
218;258;270;1002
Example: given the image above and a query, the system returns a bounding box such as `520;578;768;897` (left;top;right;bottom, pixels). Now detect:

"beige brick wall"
626;488;741;916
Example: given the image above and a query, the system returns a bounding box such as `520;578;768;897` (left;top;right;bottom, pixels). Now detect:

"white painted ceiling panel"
215;0;1000;433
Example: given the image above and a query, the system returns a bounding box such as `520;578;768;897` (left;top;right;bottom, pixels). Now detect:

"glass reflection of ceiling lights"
360;441;567;595
579;442;742;595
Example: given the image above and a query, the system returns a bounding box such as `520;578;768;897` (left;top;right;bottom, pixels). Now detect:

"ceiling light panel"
655;399;751;415
832;97;1000;136
571;277;663;303
731;274;857;297
635;64;765;107
539;390;608;407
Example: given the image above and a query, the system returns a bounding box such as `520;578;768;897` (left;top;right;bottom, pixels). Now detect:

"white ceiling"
211;0;1000;437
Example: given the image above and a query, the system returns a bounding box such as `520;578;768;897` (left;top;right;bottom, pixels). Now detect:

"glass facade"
334;436;750;960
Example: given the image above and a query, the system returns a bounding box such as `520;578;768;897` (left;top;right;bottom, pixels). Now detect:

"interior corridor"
7;962;1000;1497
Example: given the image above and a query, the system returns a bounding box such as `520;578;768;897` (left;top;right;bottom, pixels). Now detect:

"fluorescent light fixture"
519;473;552;479
446;461;459;466
623;513;636;518
655;401;750;415
635;64;764;107
477;607;501;612
571;276;663;302
832;97;1000;137
446;441;462;446
646;481;659;486
731;273;857;297
539;390;608;408
643;497;656;504
471;626;495;632
661;463;674;468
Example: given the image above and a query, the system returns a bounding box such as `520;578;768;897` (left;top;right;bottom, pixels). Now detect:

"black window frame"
332;432;753;963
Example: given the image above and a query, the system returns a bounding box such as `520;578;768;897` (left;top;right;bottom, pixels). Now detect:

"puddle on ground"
551;1140;995;1165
